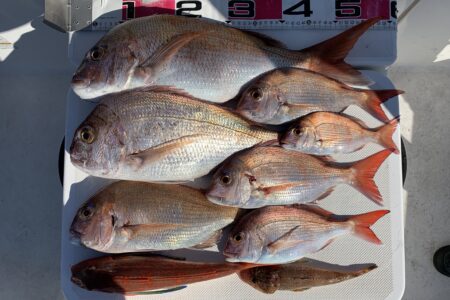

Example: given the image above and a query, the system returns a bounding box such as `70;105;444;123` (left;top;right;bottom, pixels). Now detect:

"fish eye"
79;126;96;144
90;47;105;61
220;174;232;185
80;206;94;219
292;127;302;136
233;232;245;243
249;88;263;101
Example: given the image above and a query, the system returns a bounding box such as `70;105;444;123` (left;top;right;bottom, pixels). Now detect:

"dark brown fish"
239;258;377;293
71;254;256;294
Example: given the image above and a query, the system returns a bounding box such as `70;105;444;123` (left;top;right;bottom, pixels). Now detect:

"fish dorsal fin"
340;113;369;128
267;225;303;254
242;30;286;48
295;204;334;219
130;85;196;99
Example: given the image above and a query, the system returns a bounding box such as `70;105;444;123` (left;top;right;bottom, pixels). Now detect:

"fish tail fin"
376;116;400;154
360;89;404;122
349;149;392;205
301;17;382;86
350;210;390;244
355;264;378;276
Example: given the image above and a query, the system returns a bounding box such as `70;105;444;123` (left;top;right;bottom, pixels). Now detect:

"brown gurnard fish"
71;15;379;100
281;112;399;155
71;254;257;294
206;147;391;208
70;87;277;182
236;67;403;124
70;181;239;253
224;205;389;264
239;258;377;294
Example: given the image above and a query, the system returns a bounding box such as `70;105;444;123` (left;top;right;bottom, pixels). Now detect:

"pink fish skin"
281;112;400;155
224;205;389;264
71;16;381;100
236;67;403;125
206;147;391;208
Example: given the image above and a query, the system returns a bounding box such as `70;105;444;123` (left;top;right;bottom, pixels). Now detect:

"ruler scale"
89;0;397;31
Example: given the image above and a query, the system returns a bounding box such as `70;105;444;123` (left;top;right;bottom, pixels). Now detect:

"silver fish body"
206;146;391;208
282;112;400;155
236;67;402;124
71;16;377;101
223;205;389;264
70;87;277;181
70;181;239;253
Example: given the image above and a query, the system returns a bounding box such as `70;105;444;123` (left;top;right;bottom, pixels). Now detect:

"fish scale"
72;16;378;100
225;206;354;264
236;66;402;125
207;146;350;208
239;258;377;294
282;111;399;155
70;88;277;181
70;181;239;253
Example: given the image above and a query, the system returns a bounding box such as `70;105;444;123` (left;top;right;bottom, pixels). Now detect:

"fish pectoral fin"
126;134;207;169
137;31;205;79
267;225;303;254
190;230;222;249
258;183;298;196
292;287;310;292
122;223;183;239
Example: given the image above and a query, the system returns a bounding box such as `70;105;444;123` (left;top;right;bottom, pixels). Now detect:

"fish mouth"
205;194;226;205
223;248;241;261
71;275;87;289
70;153;87;168
71;74;91;89
70;228;82;245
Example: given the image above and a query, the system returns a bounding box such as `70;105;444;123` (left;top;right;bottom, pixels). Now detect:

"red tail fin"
349;149;391;205
376;117;400;154
350;210;390;244
302;18;381;86
361;89;404;122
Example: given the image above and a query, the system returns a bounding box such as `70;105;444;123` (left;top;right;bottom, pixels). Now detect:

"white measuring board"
77;0;398;66
62;1;404;299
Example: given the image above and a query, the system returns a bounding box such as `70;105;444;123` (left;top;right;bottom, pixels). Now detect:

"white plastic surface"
62;10;404;300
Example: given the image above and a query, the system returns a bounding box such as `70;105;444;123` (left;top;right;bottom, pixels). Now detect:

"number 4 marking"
283;0;313;17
